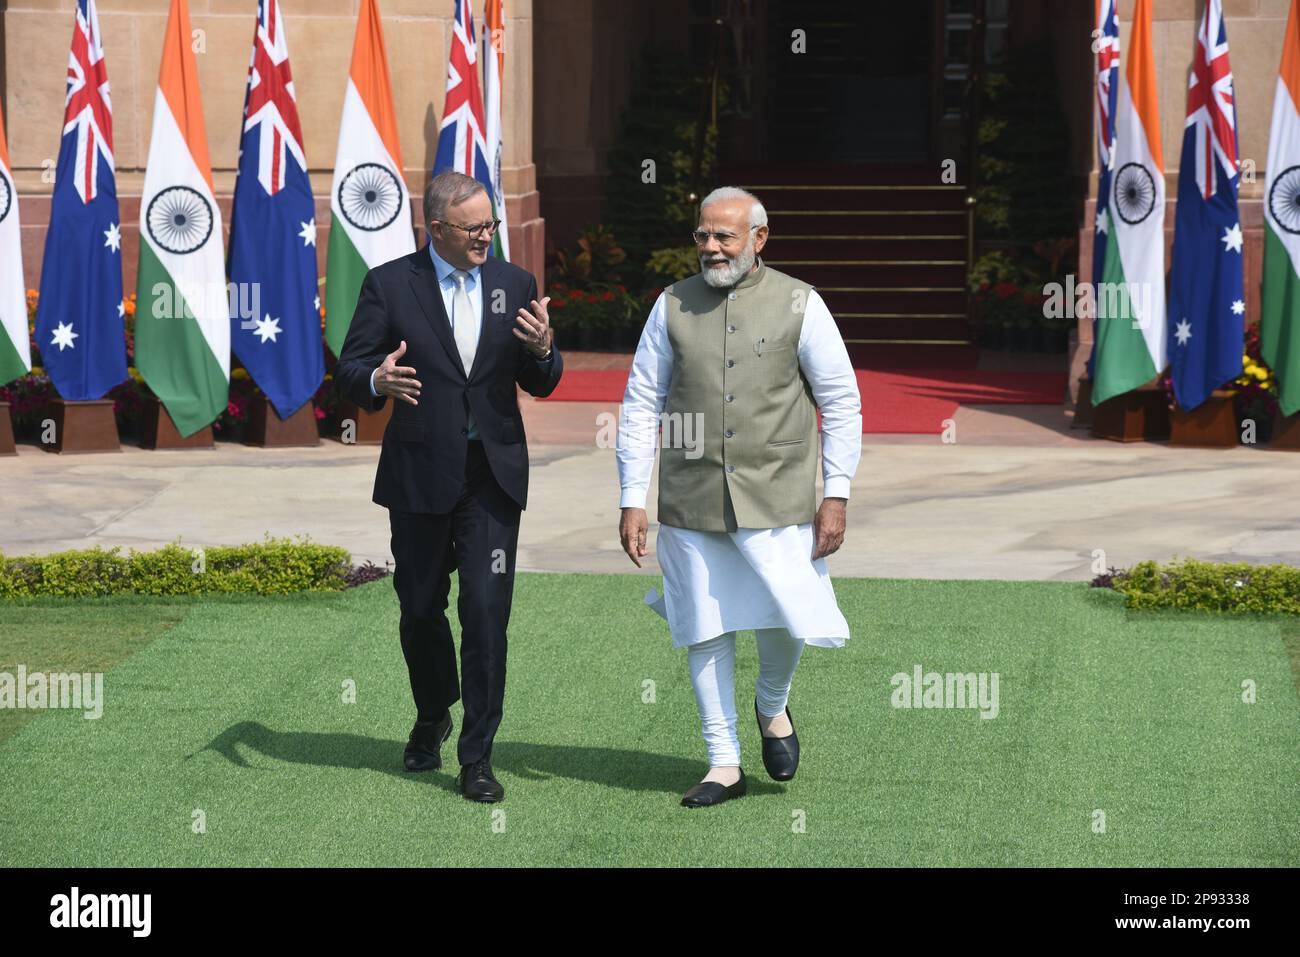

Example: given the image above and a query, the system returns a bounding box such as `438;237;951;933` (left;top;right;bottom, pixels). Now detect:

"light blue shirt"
370;244;482;439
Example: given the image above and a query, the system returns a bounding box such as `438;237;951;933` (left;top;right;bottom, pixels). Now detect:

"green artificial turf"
0;575;1297;867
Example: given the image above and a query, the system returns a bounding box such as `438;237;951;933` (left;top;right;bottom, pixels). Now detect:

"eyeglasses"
434;219;501;238
692;225;759;245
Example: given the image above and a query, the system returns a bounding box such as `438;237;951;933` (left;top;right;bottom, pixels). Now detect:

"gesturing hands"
374;340;422;406
514;297;553;357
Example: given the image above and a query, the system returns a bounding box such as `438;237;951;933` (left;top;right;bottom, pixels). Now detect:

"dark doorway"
712;0;934;167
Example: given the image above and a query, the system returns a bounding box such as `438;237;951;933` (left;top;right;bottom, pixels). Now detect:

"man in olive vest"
616;186;862;807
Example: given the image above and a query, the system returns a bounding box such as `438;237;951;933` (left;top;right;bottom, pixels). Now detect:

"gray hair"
699;186;767;229
424;170;488;225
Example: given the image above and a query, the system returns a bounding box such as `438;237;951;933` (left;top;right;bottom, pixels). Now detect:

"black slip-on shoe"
755;699;799;781
681;768;747;808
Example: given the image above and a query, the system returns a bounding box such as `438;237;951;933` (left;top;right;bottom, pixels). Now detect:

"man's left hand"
812;497;847;560
514;296;553;357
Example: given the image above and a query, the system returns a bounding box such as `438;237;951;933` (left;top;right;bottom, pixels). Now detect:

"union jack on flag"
1186;0;1240;200
432;0;504;256
35;0;128;402
243;0;307;197
227;0;323;420
1093;0;1120;176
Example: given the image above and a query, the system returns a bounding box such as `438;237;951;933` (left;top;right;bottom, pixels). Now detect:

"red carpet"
539;366;1066;435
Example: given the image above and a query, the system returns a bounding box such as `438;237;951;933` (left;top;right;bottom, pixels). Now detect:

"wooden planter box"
1091;385;1170;442
41;399;121;454
0;401;16;455
244;395;320;447
332;399;392;445
1269;410;1300;451
140;397;214;449
1169;390;1239;449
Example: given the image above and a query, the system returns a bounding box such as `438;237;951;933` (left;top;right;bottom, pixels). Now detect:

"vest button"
727;292;737;301
725;464;736;473
726;359;735;368
724;429;734;438
724;393;734;402
727;325;736;333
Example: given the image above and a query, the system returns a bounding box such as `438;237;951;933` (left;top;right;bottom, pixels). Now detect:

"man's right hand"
374;340;421;406
619;507;649;568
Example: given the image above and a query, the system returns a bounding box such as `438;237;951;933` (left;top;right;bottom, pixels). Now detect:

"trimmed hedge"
0;539;352;599
1098;559;1300;615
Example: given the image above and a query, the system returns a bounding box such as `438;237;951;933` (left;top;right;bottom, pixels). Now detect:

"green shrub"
0;538;351;599
1104;559;1300;615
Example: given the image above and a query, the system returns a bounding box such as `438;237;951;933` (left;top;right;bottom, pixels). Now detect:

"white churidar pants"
686;627;805;767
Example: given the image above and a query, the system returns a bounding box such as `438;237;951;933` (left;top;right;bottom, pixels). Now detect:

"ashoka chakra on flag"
338;162;403;231
146;185;215;255
1113;162;1156;225
0;169;11;223
1267;165;1300;235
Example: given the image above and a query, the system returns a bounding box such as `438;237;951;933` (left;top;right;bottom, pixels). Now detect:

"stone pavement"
3;384;1298;581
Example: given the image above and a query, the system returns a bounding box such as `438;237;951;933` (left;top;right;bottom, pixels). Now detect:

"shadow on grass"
196;721;785;797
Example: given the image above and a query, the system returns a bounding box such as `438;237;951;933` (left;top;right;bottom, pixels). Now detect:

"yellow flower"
31;366;43;376
231;368;250;381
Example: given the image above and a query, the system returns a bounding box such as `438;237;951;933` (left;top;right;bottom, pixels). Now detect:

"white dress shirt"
371;244;483;438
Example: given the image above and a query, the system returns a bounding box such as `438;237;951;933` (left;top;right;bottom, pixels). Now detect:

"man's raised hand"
374;340;422;406
513;296;553;357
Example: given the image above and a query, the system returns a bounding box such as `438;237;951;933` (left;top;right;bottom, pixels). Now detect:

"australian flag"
432;0;499;236
36;0;127;401
1088;0;1119;378
1167;0;1244;411
228;0;322;419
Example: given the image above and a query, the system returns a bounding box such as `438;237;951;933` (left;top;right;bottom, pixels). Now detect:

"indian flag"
1092;0;1167;406
135;0;227;437
324;0;414;358
0;99;32;386
1262;0;1300;418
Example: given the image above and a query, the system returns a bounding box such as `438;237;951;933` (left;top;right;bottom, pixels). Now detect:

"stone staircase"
725;164;971;346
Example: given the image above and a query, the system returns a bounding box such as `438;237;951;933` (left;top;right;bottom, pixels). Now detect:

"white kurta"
616;282;863;648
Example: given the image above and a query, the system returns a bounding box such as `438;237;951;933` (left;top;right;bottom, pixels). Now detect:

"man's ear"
753;225;769;254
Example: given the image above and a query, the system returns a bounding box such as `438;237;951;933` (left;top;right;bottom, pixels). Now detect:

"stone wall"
2;0;543;300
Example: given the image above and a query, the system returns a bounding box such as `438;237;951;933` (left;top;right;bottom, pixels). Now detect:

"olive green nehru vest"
657;259;819;532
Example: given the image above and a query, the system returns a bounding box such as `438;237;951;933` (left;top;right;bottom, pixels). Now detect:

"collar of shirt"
428;243;481;291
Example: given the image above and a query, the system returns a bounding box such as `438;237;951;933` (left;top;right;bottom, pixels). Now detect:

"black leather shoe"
756;699;799;781
403;711;453;772
458;758;505;802
680;769;747;808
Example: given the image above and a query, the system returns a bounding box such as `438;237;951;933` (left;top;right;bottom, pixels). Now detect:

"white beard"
699;237;757;289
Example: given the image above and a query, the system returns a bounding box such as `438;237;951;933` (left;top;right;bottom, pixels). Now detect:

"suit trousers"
388;440;521;766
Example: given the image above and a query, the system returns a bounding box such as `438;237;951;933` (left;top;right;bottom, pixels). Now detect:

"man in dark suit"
335;170;562;802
